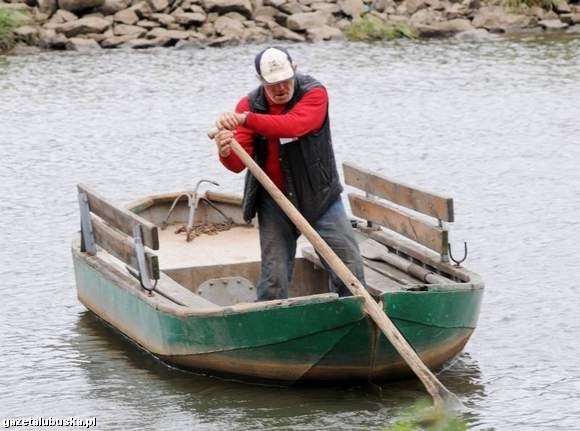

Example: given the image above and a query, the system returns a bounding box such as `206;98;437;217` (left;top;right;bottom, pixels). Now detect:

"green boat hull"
73;248;483;383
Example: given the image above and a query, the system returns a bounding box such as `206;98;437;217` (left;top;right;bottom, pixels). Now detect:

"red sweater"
219;87;328;192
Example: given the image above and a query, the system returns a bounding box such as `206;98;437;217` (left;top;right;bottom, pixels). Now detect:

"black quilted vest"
241;73;343;224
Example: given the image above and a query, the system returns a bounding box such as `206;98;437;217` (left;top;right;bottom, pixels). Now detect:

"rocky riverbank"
2;0;580;52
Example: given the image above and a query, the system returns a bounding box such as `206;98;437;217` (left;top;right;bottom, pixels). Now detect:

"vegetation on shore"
345;14;417;41
0;6;27;52
383;399;469;431
502;0;567;11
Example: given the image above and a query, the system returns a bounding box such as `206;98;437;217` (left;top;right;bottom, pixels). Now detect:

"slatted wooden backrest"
344;162;454;259
77;184;160;280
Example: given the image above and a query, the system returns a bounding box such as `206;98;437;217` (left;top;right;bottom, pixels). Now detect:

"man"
213;46;365;301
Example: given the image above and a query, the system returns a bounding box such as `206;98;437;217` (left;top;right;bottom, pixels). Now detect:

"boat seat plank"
301;246;404;295
78;184;159;250
343;162;454;222
155;275;218;309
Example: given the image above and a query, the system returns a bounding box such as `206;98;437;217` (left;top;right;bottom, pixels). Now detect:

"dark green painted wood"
73;250;483;381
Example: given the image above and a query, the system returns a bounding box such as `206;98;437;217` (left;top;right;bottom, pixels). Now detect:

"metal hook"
448;241;468;267
190;179;220;230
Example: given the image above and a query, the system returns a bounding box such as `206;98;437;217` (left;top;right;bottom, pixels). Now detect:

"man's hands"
216;112;247;131
214;112;247;158
215;130;234;158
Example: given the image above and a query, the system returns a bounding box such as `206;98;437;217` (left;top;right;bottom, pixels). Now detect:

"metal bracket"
448;241;468;267
78;191;96;255
365;191;375;229
132;224;156;292
439;219;450;263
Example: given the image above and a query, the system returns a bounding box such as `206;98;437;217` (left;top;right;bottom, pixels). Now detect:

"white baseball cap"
255;47;295;85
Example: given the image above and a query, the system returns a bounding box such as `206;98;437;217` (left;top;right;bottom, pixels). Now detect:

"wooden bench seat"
301;246;409;296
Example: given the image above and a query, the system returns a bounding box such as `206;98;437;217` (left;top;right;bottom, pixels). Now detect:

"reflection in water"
72;312;487;430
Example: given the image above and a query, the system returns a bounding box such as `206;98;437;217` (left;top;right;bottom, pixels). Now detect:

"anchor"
161;179;233;241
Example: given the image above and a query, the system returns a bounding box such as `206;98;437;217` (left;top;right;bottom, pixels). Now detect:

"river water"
1;36;579;430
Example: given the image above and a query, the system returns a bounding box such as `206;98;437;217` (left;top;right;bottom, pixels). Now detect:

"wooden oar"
208;129;459;410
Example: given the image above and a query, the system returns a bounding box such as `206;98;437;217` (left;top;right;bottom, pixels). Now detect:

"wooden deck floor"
157;223;312;270
157;223;421;294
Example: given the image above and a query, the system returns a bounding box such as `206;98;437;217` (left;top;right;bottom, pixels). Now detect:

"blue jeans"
256;196;366;301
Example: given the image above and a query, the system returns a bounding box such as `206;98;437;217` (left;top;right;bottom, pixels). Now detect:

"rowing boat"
71;162;483;383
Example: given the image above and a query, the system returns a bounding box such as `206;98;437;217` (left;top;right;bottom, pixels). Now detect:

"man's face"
264;78;295;105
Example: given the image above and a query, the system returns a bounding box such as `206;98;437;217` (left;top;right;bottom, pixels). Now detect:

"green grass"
383;399;469;431
344;14;417;41
0;6;27;52
502;0;567;10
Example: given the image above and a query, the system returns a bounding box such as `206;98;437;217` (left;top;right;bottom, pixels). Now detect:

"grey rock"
538;19;568;30
137;19;158;27
267;20;305;40
337;0;363;17
55;16;111;36
100;33;137;46
188;4;205;12
147;27;190;38
310;2;340;13
214;15;245;36
372;0;395;12
286;11;327;30
401;0;428;15
58;0;105;12
264;0;286;7
38;28;68;48
202;0;253;18
38;0;58;15
444;2;468;19
279;1;309;14
14;25;39;44
49;9;78;22
472;6;534;31
253;5;279;17
32;10;51;24
78;31;108;40
198;21;215;35
306;24;342;40
554;2;571;14
173;10;207;25
98;0;131;14
434;17;473;32
426;0;443;10
151;13;175;25
114;23;147;35
114;7;139;24
335;17;350;30
148;0;168;11
132;1;153;18
224;11;246;20
66;36;101;49
244;25;271;41
205;35;238;45
410;8;441;25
